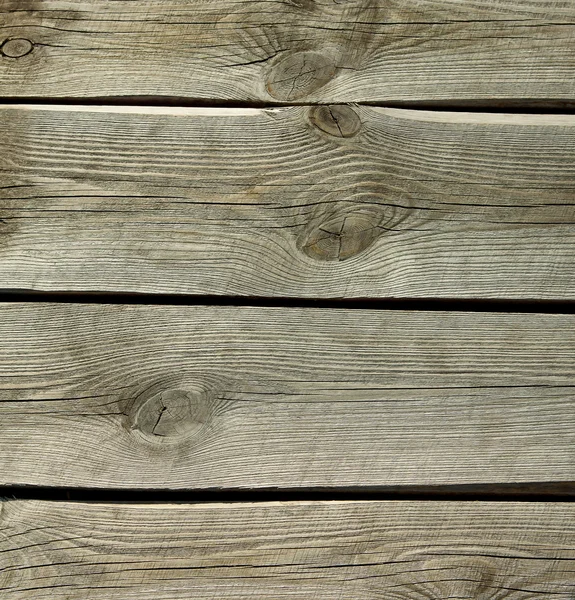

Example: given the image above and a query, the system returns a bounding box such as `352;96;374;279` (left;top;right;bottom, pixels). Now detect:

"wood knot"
417;556;496;599
1;38;33;58
266;51;336;101
131;386;216;444
387;550;497;599
299;203;386;261
309;105;361;138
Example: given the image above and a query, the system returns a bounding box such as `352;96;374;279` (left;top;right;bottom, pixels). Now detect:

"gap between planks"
2;482;575;503
2;97;575;113
1;291;575;314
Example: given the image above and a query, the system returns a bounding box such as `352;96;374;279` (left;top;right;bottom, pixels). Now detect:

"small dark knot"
266;51;336;101
309;105;361;138
299;204;387;261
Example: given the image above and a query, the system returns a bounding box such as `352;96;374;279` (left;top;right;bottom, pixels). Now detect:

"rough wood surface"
2;500;575;599
1;0;575;103
2;105;575;299
1;303;575;489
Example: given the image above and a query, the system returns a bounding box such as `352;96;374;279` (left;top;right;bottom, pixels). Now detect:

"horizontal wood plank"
1;303;575;489
2;105;575;299
1;500;575;598
1;1;575;103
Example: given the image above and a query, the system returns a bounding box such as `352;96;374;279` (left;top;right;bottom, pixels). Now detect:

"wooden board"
2;500;575;598
2;105;575;299
1;303;575;489
1;1;575;103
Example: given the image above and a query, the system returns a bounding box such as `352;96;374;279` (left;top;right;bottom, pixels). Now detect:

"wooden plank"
2;500;575;598
1;1;575;103
1;303;575;489
2;105;575;299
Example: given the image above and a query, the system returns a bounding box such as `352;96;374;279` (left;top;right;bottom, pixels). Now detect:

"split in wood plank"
1;500;575;598
1;303;575;489
1;105;575;299
1;0;575;103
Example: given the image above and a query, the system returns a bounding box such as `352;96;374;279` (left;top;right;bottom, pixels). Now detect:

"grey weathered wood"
2;500;575;599
2;105;575;299
1;303;575;489
1;0;575;103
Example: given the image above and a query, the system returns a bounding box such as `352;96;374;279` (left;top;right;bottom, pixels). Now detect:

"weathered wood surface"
2;105;575;299
2;500;575;598
1;0;575;103
1;303;575;489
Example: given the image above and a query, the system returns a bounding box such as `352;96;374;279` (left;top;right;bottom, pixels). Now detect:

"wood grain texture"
1;0;575;103
2;500;575;599
1;303;575;489
2;105;575;299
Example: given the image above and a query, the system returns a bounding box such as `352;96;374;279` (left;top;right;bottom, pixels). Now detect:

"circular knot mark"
133;387;213;443
1;38;33;58
389;549;498;599
300;204;386;261
266;51;336;101
309;105;361;138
